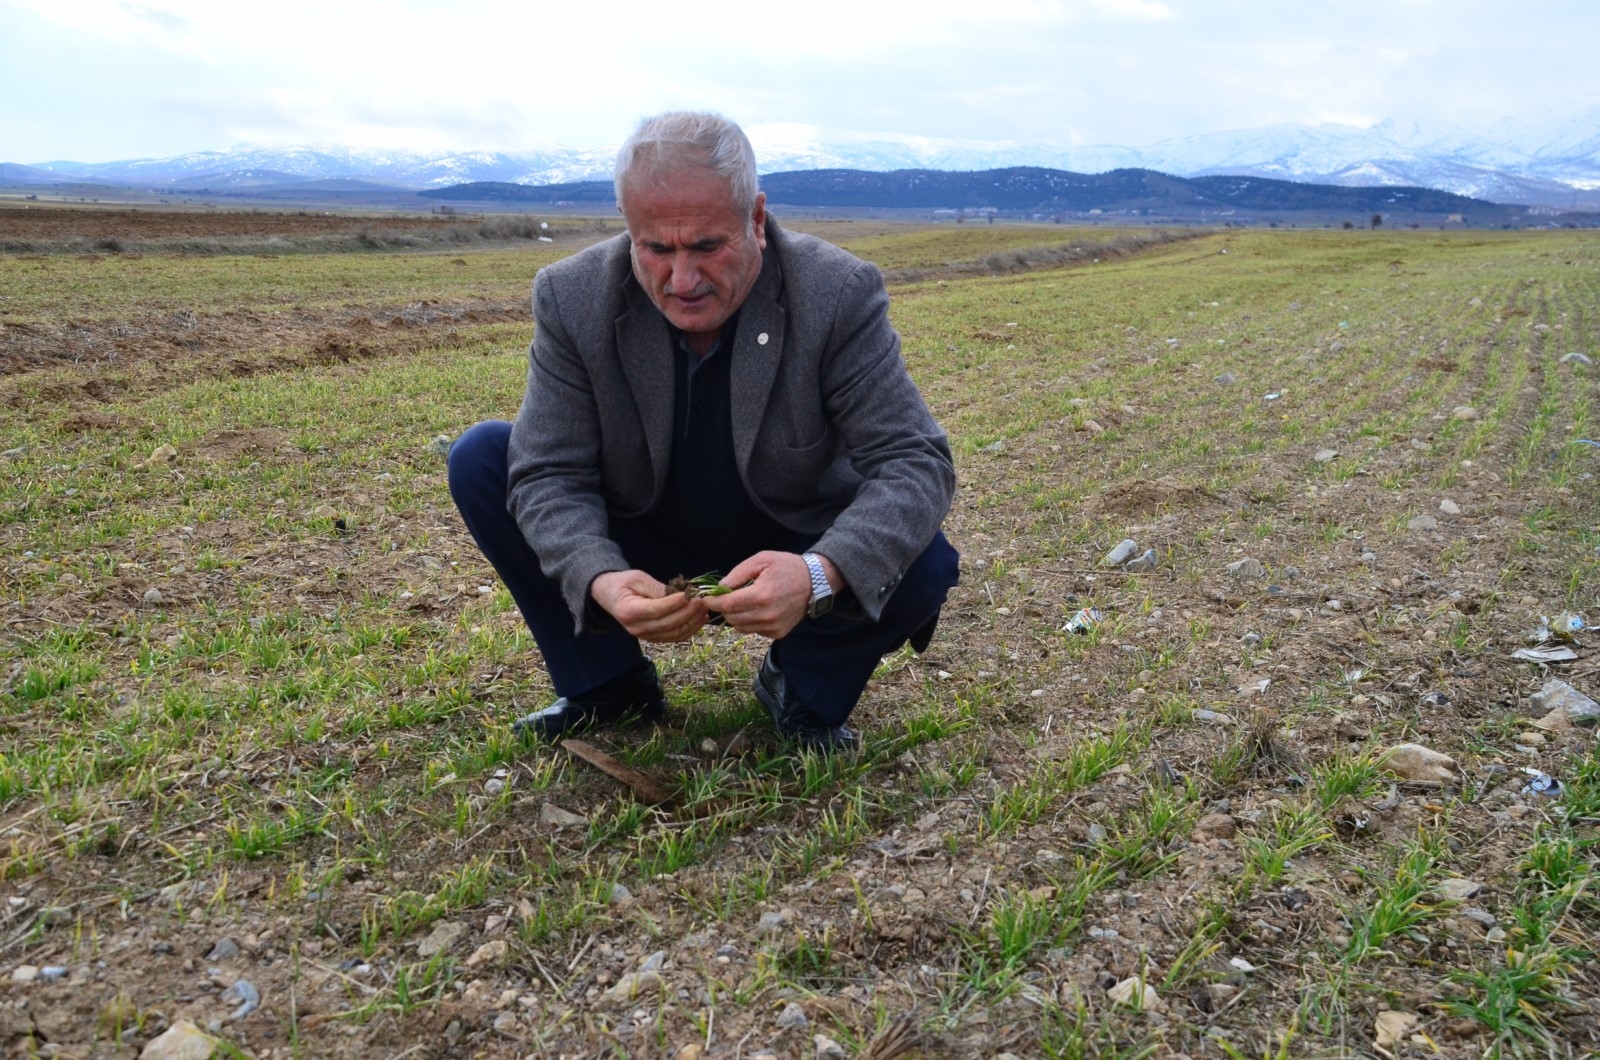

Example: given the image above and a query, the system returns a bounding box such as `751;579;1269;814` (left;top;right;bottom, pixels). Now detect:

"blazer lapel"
615;281;674;496
730;239;786;475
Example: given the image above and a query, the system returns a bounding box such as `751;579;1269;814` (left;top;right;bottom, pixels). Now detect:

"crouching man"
448;111;958;751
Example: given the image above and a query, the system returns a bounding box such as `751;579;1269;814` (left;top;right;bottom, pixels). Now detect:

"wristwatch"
801;552;834;619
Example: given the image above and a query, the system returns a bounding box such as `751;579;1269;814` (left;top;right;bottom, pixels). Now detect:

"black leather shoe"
513;661;666;740
753;651;860;753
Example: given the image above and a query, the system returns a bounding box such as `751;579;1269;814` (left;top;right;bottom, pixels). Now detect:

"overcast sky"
2;0;1595;162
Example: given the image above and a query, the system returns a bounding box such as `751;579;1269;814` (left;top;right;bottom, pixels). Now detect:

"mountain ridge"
7;114;1599;207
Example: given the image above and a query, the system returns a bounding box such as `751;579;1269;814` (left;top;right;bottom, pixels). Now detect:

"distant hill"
420;166;1512;219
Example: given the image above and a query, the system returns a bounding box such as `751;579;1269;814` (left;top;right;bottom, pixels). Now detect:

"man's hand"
705;551;837;640
591;570;709;643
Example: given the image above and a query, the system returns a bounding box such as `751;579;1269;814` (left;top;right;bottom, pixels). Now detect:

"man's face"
622;168;767;352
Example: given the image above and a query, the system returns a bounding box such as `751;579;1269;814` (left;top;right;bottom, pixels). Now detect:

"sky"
2;0;1597;163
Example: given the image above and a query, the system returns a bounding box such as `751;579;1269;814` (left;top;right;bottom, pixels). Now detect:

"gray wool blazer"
505;217;956;633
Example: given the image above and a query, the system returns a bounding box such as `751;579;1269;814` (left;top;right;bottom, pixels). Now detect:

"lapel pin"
757;332;769;345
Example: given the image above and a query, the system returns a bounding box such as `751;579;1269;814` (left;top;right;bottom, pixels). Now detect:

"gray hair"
614;112;760;219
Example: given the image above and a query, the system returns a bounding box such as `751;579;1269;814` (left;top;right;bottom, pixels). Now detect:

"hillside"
421;166;1519;221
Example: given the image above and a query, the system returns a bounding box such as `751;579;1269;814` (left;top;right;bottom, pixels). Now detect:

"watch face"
808;593;834;619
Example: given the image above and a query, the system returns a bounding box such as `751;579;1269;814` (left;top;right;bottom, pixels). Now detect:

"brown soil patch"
187;427;296;462
1091;476;1223;517
0;299;527;405
0;203;462;243
53;409;138;434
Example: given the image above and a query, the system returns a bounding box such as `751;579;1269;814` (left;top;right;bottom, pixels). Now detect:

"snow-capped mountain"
17;110;1600;205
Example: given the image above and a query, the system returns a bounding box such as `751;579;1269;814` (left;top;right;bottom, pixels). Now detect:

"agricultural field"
0;206;1598;1059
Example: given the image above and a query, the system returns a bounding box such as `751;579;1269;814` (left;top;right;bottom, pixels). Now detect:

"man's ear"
751;192;768;249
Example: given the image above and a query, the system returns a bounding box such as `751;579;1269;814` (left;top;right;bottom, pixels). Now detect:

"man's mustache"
664;282;715;298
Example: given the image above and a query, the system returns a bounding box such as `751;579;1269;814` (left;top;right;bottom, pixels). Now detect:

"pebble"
814;1035;846;1060
1439;498;1461;515
1313;449;1339;463
604;970;664;1004
1375;1010;1420;1049
424;435;454;458
484;778;506;796
1450;406;1478;421
140;443;179;468
1193;709;1235;726
1408;514;1438;531
1226;558;1266;579
206;938;241;962
673;1046;705;1060
466;940;507;968
539;802;589;829
1101;539;1139;568
139;1020;219;1060
1380;743;1458;784
609;882;634;905
756;909;794;936
776;1001;809;1029
1517;732;1546;747
1559;352;1593;367
1108;975;1162;1011
1460;907;1497;928
143;588;165;606
493;1011;518;1034
38;966;68;981
416;921;464;957
1;446;25;460
11;965;38;983
1436;879;1485;902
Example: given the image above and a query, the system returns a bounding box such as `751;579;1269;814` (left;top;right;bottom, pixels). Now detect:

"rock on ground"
1380;743;1458;784
140;1021;220;1060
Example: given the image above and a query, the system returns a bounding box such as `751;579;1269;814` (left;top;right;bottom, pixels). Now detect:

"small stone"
776;1001;809;1029
1193;813;1236;840
1408;514;1438;531
1460;907;1497;928
1517;732;1546;747
1;447;25;460
1313;449;1339;464
1435;879;1485;902
143;588;165;606
1380;743;1458;784
1108;975;1162;1011
205;938;242;963
1375;1011;1420;1049
673;1046;705;1060
1228;956;1257;973
416;921;465;957
1439;499;1461;515
1123;549;1158;573
466;940;508;968
492;1010;518;1034
756;909;794;936
609;882;634;905
11;965;38;983
1226;558;1266;579
814;1035;846;1060
484;778;506;796
1193;709;1235;726
1560;352;1593;367
1101;539;1139;568
539;802;588;829
424;435;454;458
1450;406;1478;421
140;1020;219;1060
307;504;338;520
37;966;68;981
604;970;664;1004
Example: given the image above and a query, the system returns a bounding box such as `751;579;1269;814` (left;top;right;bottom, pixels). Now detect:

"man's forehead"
622;168;744;223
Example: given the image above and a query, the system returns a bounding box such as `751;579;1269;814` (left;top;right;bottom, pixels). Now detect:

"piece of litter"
1521;769;1562;797
1513;646;1578;663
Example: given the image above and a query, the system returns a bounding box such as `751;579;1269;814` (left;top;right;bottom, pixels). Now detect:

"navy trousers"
447;420;959;726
